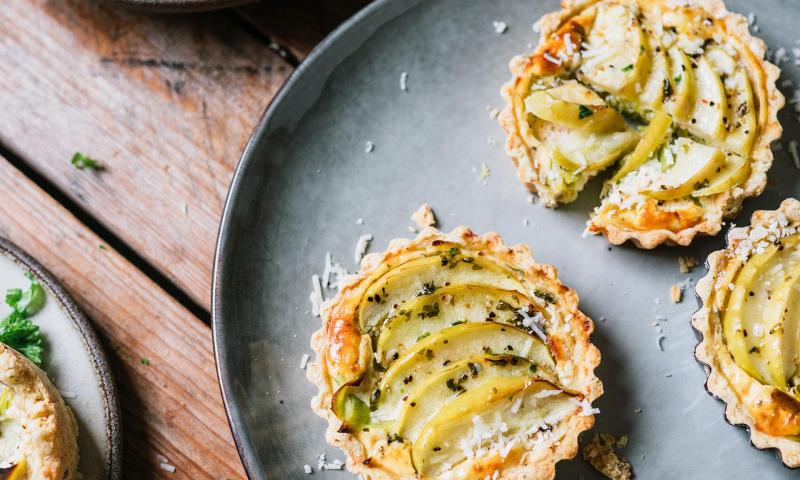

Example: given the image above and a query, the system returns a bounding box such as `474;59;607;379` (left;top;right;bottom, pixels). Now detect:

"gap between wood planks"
0;7;306;326
0;141;212;324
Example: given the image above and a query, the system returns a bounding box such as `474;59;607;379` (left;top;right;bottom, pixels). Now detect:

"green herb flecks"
418;302;440;319
621;64;634;72
673;74;682;85
578;105;594;119
416;332;431;342
534;289;557;304
70;152;104;171
140;357;151;366
1;275;46;364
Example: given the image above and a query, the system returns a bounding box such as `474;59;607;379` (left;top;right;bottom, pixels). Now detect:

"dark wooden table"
0;0;368;477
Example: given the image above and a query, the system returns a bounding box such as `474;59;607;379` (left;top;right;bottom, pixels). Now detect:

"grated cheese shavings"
354;234;373;264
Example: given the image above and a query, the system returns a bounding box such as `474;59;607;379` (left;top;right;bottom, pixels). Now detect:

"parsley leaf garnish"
621;64;634;72
673;74;682;85
70;152;104;171
578;105;594;119
0;275;45;364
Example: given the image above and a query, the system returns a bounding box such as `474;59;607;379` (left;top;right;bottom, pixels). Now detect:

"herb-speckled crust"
693;199;800;467
0;343;79;479
499;0;784;248
307;227;602;479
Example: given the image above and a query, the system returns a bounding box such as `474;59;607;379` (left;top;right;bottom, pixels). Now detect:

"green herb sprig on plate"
1;273;45;364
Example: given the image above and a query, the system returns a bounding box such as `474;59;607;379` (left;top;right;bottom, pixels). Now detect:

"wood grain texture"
0;157;244;479
0;0;291;308
237;0;371;60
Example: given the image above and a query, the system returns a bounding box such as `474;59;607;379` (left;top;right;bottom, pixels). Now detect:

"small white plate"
0;238;121;479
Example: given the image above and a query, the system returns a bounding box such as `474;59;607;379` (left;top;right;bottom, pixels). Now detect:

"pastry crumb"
582;433;633;480
678;256;699;273
670;283;683;303
493;20;508;34
411;203;437;228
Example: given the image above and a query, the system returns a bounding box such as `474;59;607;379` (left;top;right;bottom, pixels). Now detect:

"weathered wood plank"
0;157;244;479
0;0;292;308
237;0;371;60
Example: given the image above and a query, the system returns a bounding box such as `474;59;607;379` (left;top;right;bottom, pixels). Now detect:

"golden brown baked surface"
308;227;602;479
499;0;783;248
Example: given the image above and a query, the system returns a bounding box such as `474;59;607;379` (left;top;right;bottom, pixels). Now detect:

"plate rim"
211;0;403;476
0;237;122;479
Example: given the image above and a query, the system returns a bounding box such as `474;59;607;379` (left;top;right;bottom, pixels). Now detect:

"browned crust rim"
692;198;800;467
499;0;784;248
307;227;603;479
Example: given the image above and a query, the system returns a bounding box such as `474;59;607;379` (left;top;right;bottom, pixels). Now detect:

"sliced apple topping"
722;234;800;392
358;249;524;333
692;152;750;197
370;322;554;422
395;354;557;442
525;81;627;133
663;47;696;122
578;3;647;96
411;377;577;476
637;30;669;112
376;284;545;363
687;56;728;142
612;110;672;182
641;138;725;200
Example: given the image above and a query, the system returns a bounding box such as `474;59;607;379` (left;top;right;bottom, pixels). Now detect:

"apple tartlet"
694;199;800;466
308;227;602;479
499;0;783;248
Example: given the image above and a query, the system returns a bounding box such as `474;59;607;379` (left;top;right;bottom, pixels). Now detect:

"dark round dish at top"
0;238;122;479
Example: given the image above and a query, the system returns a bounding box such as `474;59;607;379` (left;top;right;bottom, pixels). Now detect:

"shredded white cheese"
309;274;323;316
399;71;408;91
300;353;310;369
493;21;508;34
303;464;313;474
364;141;374;153
354;234;373;264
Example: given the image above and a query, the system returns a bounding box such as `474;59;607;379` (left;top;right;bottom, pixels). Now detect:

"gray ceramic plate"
213;0;800;478
0;239;121;479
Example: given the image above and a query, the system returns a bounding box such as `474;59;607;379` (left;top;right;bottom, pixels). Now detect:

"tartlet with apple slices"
499;0;783;248
694;198;800;466
308;227;602;479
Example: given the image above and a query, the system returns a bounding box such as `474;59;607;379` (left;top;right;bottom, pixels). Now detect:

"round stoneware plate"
214;0;800;478
0;239;121;479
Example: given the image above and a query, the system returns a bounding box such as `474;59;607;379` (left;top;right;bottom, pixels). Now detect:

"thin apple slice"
762;261;800;390
376;284;543;364
692;153;750;197
735;236;800;386
641;138;725;200
371;323;554;423
724;69;757;156
578;3;646;95
611;110;672;182
394;354;556;441
638;32;668;112
358;250;525;333
664;47;695;121
524;81;626;133
552;129;640;172
411;377;577;476
687;56;728;142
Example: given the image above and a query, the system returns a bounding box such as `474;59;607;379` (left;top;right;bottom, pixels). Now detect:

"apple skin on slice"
358;250;524;333
641;138;725;200
411;377;576;476
705;46;757;156
394;354;556;442
524;81;627;133
578;3;646;96
552;129;640;172
687;56;728;143
376;284;542;364
638;31;668;112
371;322;553;423
761;260;800;391
611;110;672;182
664;47;695;122
692;153;750;197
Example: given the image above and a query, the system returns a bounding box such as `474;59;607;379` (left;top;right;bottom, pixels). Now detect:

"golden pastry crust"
0;343;79;479
499;0;784;248
308;227;602;479
693;199;800;467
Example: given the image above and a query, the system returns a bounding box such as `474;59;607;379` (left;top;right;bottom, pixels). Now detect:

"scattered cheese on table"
354;234;373;264
411;203;437;228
